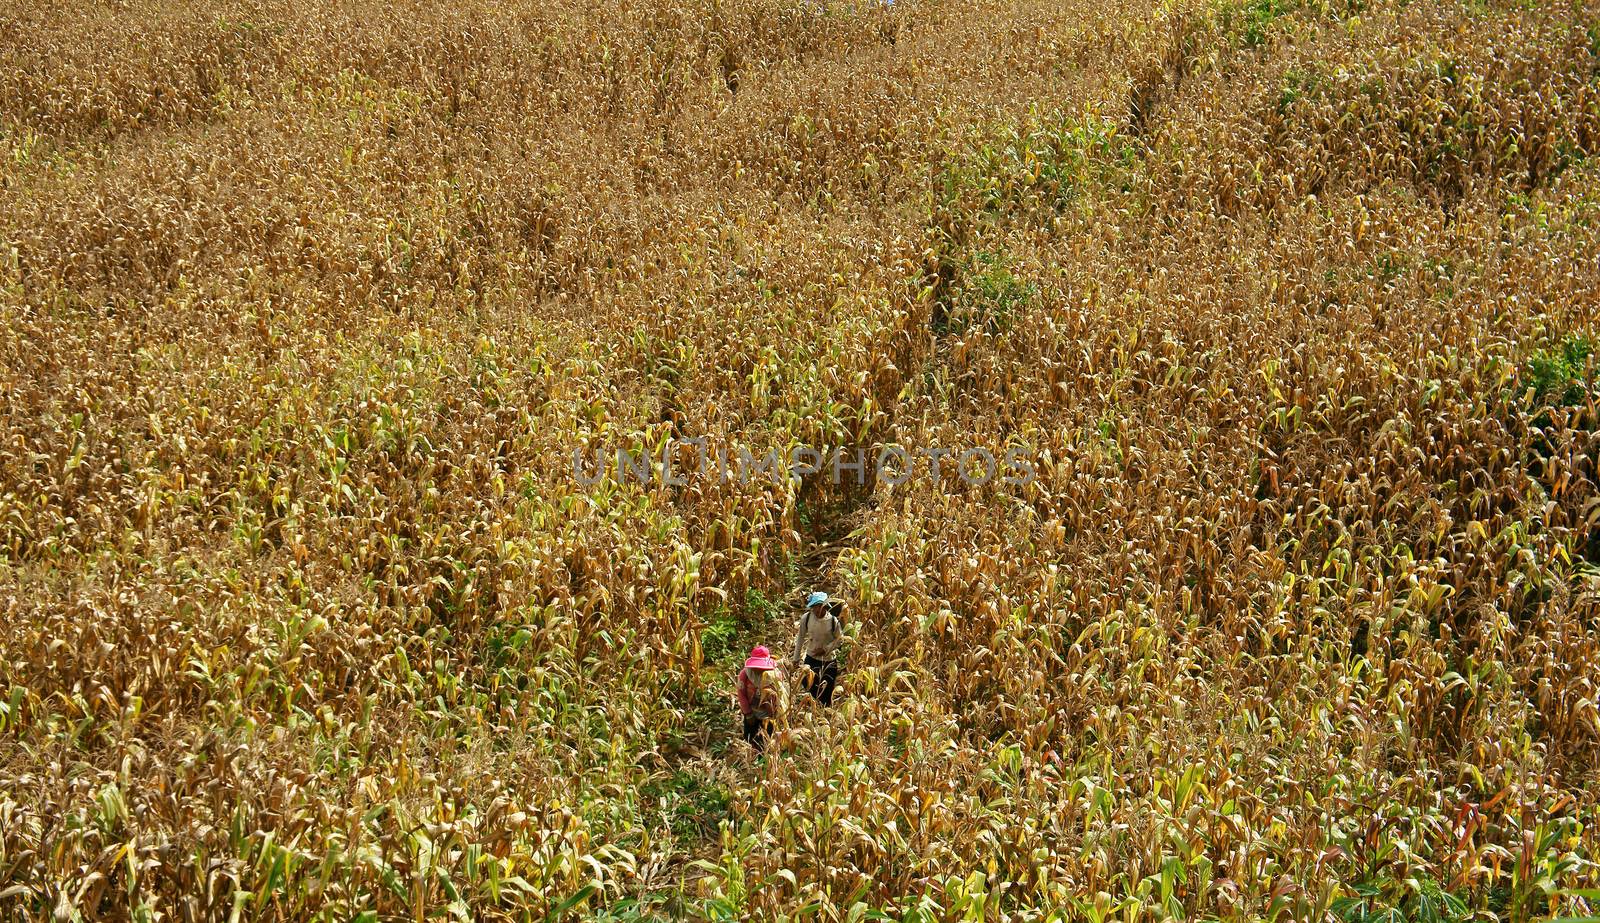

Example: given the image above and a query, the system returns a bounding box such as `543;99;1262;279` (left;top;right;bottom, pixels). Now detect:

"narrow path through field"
644;486;870;910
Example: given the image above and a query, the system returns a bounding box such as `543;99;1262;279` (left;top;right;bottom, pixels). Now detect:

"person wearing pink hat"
734;645;786;753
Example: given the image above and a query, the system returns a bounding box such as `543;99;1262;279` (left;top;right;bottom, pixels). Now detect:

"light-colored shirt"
794;609;843;663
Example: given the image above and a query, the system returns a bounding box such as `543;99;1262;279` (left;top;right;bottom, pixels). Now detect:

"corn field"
2;0;1600;919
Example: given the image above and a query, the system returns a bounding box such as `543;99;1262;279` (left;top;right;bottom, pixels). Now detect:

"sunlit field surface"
2;0;1600;919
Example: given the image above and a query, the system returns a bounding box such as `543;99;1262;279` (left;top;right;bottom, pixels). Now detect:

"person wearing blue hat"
793;590;844;705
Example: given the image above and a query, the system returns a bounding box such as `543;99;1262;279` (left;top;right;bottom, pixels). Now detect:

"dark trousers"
742;712;771;752
804;656;839;706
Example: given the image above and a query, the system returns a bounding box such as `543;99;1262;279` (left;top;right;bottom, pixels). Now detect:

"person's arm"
734;670;753;714
794;614;807;664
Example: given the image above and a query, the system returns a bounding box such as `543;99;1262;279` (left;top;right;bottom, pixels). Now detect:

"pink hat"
744;645;778;671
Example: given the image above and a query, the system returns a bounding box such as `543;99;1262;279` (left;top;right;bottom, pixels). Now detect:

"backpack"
736;668;787;719
749;668;786;719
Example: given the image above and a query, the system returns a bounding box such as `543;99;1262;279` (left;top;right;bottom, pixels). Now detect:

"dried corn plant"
1;0;1599;919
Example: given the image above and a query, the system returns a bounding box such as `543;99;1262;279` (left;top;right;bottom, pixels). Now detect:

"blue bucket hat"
805;591;829;608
